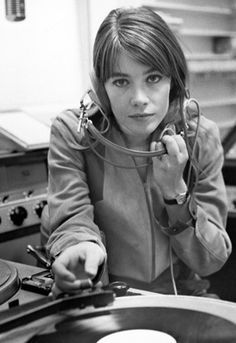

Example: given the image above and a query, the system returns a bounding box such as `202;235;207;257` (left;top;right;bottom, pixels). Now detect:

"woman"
45;7;231;296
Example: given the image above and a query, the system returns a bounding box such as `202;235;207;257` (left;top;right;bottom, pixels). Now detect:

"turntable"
0;259;47;310
0;259;236;343
0;260;20;306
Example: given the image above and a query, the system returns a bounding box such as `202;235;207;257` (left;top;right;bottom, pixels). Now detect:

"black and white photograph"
0;1;236;342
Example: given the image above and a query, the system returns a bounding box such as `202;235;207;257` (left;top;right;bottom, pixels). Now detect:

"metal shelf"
181;29;236;37
185;53;233;60
188;60;236;74
144;2;233;15
200;98;236;108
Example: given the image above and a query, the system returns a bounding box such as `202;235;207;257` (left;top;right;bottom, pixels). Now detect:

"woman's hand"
51;241;106;295
150;134;188;198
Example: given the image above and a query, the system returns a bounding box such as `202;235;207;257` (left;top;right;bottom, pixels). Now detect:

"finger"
158;154;169;163
50;282;63;299
173;134;188;155
161;135;179;156
84;249;104;277
54;276;93;294
52;259;76;282
150;141;166;155
150;141;158;152
51;279;93;299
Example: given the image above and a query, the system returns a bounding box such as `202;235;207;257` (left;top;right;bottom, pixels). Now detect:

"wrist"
163;184;188;205
164;191;189;205
162;181;187;202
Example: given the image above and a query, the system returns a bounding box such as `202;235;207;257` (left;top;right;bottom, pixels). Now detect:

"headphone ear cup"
87;88;101;106
90;72;111;114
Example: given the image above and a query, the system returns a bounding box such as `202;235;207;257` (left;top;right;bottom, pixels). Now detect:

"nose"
130;87;149;107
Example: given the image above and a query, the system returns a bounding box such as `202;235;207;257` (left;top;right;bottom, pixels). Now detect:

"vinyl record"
29;306;236;343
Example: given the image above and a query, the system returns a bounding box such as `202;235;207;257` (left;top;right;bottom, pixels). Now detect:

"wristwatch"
164;191;188;205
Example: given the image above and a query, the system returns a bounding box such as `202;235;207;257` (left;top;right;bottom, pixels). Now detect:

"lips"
129;113;154;118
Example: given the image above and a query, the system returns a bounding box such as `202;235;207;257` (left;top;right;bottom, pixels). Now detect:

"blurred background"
0;0;236;135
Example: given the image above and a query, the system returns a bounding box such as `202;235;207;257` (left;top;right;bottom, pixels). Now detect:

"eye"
147;74;162;84
112;78;129;87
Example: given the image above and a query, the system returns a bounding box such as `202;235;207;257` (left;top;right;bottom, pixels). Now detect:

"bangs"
98;39;123;82
97;36;171;82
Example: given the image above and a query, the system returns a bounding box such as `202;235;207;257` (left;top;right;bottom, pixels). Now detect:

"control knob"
34;200;47;218
9;206;28;226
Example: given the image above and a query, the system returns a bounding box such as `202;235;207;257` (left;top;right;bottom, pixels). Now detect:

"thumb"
84;246;105;277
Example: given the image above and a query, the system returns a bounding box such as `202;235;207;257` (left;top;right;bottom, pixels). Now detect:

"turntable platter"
0;260;20;305
30;305;236;343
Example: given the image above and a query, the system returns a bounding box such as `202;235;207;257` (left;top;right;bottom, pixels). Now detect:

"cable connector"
77;102;85;133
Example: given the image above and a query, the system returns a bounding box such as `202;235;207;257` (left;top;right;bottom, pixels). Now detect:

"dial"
34;200;47;218
9;206;28;226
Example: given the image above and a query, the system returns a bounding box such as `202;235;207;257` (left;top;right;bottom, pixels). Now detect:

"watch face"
176;192;187;205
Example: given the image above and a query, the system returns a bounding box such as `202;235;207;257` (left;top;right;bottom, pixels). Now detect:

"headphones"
75;86;201;169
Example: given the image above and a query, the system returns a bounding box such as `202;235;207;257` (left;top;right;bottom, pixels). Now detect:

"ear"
163;98;181;125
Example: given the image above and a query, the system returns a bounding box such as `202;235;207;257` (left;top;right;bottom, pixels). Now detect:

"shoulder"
51;108;106;150
49;109;87;151
196;115;222;147
187;114;221;144
51;109;79;134
189;115;224;168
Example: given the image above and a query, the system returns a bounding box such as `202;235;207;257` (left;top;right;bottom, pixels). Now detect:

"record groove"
29;306;236;343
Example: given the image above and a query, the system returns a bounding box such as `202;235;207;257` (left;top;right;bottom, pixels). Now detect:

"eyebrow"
110;67;157;78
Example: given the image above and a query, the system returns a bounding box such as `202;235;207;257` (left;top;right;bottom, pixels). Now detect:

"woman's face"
104;51;171;142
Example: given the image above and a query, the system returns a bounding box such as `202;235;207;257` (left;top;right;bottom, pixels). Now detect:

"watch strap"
164;191;188;205
164;198;179;205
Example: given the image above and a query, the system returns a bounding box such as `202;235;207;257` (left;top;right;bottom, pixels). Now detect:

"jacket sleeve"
46;111;105;258
168;116;232;276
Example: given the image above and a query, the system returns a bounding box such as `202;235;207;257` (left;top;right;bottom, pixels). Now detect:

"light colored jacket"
46;110;232;291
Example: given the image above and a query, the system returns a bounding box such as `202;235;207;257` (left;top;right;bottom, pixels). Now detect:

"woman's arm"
164;117;232;275
46;111;106;258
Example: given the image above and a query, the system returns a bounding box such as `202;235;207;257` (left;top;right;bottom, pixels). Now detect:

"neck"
122;133;150;151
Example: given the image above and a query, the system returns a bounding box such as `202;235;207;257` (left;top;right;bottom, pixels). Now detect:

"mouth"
129;113;154;118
